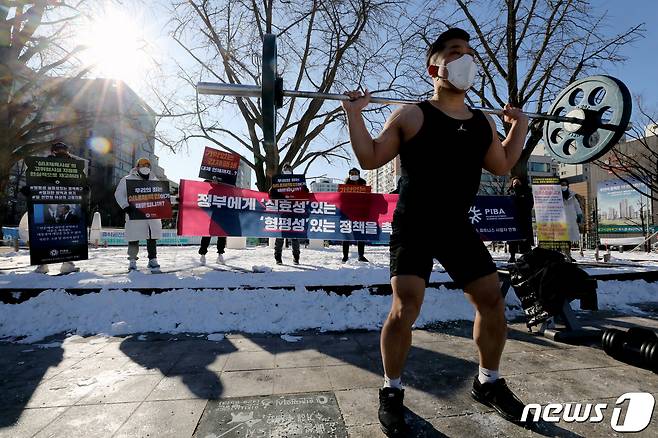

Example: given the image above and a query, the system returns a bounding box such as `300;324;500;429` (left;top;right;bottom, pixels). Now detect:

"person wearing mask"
506;177;534;263
561;179;583;260
270;163;307;265
27;142;87;274
342;168;369;263
114;157;163;272
342;28;529;433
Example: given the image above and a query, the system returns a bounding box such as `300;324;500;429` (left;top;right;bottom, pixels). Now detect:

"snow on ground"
1;245;657;343
2;245;658;290
0;245;415;289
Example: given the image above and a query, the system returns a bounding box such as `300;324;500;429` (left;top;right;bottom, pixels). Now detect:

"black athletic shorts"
389;214;497;288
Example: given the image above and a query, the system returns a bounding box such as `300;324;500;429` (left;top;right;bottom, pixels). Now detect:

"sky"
596;0;658;113
78;0;658;189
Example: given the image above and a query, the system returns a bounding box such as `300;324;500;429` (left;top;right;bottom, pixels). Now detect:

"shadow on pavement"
119;333;238;400
0;336;64;428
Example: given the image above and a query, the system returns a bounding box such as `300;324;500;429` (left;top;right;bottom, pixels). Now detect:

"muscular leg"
380;275;426;380
463;272;507;370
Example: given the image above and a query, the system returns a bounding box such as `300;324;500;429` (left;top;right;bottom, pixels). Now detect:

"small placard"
338;184;371;193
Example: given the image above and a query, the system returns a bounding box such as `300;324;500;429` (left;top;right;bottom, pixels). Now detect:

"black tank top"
396;101;493;220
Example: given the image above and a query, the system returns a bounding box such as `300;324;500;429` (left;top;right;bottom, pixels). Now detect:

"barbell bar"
197;33;632;165
196;82;583;124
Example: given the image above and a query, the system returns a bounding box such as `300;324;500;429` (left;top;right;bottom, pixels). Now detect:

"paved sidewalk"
1;311;657;437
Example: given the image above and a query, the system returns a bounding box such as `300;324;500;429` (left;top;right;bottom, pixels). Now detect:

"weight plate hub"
544;75;632;165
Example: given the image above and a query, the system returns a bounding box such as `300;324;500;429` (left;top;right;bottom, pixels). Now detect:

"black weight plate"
275;76;284;109
543;75;632;164
626;327;658;344
262;33;277;151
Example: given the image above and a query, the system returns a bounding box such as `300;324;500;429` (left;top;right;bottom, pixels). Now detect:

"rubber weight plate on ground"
262;33;277;151
543;75;632;164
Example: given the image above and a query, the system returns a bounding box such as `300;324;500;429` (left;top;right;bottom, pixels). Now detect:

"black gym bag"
509;248;598;328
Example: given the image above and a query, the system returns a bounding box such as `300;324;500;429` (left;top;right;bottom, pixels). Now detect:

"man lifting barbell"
195;28;633;436
342;28;528;435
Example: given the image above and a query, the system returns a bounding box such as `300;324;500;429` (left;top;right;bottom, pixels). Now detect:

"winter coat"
509;185;534;240
563;190;583;242
114;168;163;241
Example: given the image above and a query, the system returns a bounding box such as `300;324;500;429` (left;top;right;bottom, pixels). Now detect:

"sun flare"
78;8;154;88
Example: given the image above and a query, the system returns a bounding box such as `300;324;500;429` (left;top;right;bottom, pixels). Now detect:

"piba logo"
521;393;655;432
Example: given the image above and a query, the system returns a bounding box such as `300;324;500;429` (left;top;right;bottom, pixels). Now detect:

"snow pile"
0;280;655;344
573;280;658;312
2;246;658;344
0;286;475;343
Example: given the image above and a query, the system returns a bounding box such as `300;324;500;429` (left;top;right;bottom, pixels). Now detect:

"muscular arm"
344;104;410;170
482;108;529;176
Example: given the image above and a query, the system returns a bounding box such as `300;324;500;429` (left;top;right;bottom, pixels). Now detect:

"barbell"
197;34;632;165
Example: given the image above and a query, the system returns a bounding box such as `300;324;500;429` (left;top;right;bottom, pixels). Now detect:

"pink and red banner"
177;180;396;241
177;180;525;242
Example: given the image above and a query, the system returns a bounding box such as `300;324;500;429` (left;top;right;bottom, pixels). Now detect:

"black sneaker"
293;258;300;265
275;258;283;265
342;256;348;263
358;256;369;263
378;387;407;437
471;377;526;424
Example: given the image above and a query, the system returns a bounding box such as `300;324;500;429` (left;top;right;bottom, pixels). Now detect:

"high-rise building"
365;157;401;193
620;199;629;218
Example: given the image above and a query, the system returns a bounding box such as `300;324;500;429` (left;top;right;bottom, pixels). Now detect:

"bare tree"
479;171;508;195
0;1;91;238
413;0;643;179
157;0;416;190
594;103;658;201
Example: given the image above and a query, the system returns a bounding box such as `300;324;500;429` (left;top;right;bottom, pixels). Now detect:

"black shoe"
358;256;369;262
378;387;407;437
342;256;348;263
293;258;300;265
471;377;526;424
275;258;283;265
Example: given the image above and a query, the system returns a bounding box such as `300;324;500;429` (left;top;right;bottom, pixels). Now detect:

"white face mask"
437;54;477;90
138;167;151;176
561;186;568;192
349;175;359;181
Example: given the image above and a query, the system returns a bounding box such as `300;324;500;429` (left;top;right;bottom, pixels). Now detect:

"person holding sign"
114;158;163;273
506;177;534;263
342;168;369;263
342;28;529;433
270;163;308;265
24;142;87;274
561;179;584;259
